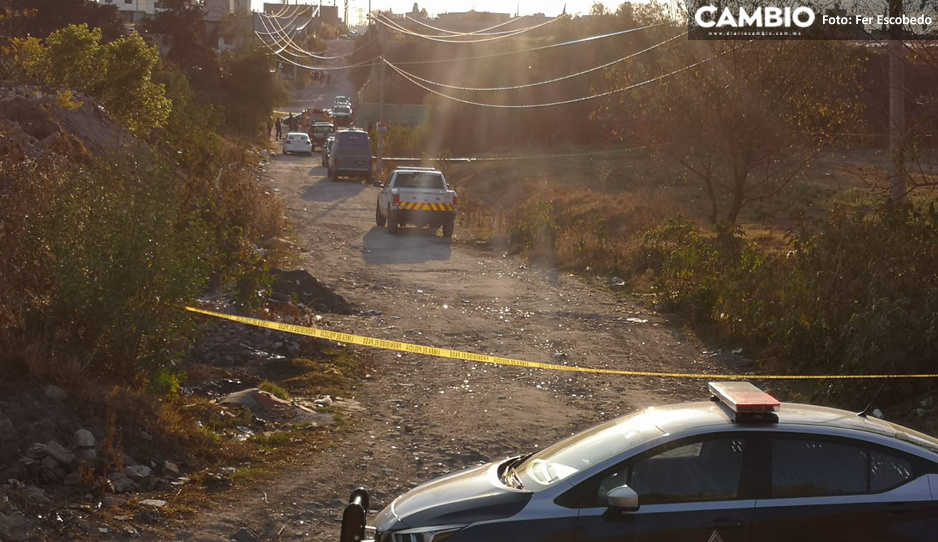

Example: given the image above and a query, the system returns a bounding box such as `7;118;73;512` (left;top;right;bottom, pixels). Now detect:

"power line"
398;12;543;36
384;42;747;109
256;12;378;61
257;33;379;71
393;30;686;92
387;24;667;66
374;12;566;43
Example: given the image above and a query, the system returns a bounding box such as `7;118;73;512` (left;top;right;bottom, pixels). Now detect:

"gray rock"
162;460;180;476
231;527;261;542
140;499;166;508
45;440;75;465
77;447;96;461
74;429;95;448
0;509;30;542
44;385;67;400
0;417;14;437
124;465;151;481
102;496;129;508
107;473;137;494
24;487;48;504
40;456;64;481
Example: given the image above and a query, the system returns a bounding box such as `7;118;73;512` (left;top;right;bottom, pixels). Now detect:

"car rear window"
288;134;309;141
394;172;445;190
313;125;333;135
337;132;370;147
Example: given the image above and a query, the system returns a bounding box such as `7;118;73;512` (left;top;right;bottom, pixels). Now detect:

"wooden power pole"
888;0;906;202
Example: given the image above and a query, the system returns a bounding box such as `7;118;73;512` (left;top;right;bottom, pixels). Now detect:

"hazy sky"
251;1;618;20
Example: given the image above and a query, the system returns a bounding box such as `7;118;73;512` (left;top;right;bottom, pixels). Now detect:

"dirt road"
160;152;755;541
157;42;754;540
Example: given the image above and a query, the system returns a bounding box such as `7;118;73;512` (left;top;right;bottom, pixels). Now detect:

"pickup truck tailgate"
397;189;455;211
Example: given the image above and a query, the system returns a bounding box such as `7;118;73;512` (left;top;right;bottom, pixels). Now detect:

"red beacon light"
709;381;780;422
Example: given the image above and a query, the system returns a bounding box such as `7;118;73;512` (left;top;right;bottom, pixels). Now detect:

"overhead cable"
395;30;687;92
388;23;666;66
399;13;542;36
256;12;378;61
256;33;379;71
374;12;566;43
384;42;747;109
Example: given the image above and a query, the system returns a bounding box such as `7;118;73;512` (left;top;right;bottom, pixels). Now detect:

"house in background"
97;0;162;24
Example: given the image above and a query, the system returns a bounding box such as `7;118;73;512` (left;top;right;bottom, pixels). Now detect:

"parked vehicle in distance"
282;132;313;155
328;130;372;182
309;122;334;148
341;381;938;542
376;167;457;237
334;96;350;107
332;105;352;127
321;134;335;167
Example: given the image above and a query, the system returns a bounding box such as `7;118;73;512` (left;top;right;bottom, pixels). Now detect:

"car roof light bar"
709;382;780;418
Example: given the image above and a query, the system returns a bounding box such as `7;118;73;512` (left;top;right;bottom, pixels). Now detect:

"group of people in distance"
270;113;301;140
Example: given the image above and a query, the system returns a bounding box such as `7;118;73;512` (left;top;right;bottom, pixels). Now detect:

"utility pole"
888;0;906;203
377;18;386;173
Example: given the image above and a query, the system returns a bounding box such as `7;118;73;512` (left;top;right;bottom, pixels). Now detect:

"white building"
97;0;249;24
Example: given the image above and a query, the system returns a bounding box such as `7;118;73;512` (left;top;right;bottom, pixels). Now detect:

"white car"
282;132;313;155
334;96;351;107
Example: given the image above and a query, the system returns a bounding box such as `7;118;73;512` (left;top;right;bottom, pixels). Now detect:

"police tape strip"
185;306;938;380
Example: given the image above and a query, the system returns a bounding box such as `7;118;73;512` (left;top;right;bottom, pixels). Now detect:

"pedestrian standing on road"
275;117;282;140
267;117;273;140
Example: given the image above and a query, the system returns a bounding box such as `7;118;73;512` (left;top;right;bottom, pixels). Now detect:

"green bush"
640;204;938;404
44;154;214;383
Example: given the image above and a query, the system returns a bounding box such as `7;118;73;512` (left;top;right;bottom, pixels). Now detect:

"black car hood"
374;460;531;532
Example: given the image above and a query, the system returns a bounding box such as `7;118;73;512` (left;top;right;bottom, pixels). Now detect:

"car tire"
442;218;455;238
375;204;386;227
387;208;398;234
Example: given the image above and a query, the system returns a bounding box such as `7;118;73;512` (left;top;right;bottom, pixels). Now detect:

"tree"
594;39;866;224
218;45;288;135
138;0;219;93
15;24;170;136
0;0;123;44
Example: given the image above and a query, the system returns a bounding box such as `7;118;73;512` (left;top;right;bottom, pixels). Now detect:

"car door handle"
704;518;744;530
886;503;920;515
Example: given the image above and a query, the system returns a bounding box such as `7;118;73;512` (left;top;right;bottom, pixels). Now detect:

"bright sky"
251;1;619;20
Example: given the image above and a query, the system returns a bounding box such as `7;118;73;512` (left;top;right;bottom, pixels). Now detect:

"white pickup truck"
376;167;458;237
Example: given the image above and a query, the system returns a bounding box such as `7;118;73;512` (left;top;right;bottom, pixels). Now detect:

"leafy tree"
138;0;219;93
594;39;866;224
218;45;288;134
0;0;123;43
14;24;170;136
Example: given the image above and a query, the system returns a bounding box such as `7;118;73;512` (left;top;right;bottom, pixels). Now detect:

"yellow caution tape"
185;306;938;380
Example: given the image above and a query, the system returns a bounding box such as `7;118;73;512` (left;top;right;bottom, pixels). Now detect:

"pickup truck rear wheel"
375;203;386;227
442;218;455;238
387;208;398;234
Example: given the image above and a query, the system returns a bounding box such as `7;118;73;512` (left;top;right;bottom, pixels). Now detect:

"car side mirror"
605;485;639;511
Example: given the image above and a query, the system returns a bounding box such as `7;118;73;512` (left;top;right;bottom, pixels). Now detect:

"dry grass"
449;145;938;281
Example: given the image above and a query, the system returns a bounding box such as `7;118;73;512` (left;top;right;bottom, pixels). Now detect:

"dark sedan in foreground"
341;382;938;542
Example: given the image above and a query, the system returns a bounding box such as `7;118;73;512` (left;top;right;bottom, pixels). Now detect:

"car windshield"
394;172;445;189
337;132;370;147
515;411;665;491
